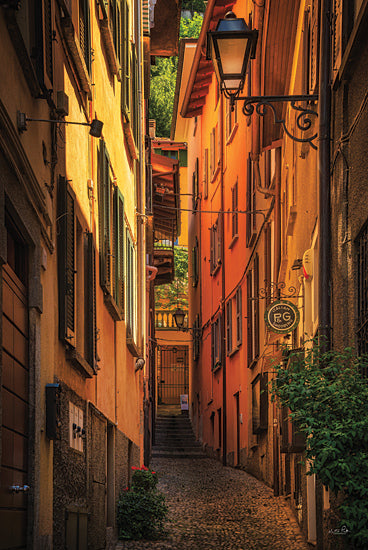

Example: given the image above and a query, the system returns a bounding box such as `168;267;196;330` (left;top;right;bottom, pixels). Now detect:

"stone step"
151;449;207;458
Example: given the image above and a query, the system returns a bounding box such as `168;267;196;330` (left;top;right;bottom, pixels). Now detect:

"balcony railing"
155;310;188;330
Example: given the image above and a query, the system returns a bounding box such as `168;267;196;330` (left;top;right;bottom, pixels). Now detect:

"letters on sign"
264;300;300;334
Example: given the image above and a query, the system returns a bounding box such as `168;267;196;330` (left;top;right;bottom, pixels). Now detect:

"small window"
192;237;199;287
246;155;257;247
226;300;232;355
231;180;238;239
235;288;242;347
211;315;222;370
252;373;268;434
210;217;222;275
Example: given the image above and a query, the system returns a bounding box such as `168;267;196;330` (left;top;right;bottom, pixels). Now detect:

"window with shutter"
126;230;135;339
192;157;199;211
192;237;199;288
210;218;222;275
98;140;125;320
252;373;268;434
57;176;76;346
246;155;257;247
211;314;222;370
247;256;259;366
193;314;200;361
236;287;242;347
203;148;209;199
121;0;130;119
79;0;91;74
231;180;238;239
309;0;319;94
44;0;53;84
226;300;232;355
86;232;98;372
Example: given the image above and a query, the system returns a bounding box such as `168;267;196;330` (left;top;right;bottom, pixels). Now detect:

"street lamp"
207;11;258;99
207;12;319;148
173;308;202;339
17;111;104;138
173;307;187;330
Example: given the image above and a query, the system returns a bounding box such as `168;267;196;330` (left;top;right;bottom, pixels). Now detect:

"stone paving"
117;457;310;550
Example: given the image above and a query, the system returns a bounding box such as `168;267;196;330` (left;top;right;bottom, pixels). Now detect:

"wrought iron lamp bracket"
250;281;301;301
227;93;319;149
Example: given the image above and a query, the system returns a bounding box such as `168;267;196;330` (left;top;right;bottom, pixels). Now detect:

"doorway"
0;218;29;549
157;345;189;405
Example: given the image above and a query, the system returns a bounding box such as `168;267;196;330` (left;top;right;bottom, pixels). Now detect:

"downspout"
251;0;265;160
220;95;227;467
317;0;331;547
318;0;331;347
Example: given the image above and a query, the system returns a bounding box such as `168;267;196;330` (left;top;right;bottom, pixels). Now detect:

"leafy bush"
117;466;168;540
270;341;368;548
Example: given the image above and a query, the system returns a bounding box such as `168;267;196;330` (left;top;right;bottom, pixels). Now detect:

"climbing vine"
270;341;368;548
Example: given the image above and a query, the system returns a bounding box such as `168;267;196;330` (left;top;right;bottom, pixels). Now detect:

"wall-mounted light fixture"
173;308;202;340
17;111;104;138
207;12;319;148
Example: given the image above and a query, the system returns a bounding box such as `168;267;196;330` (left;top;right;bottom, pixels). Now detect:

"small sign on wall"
264;300;300;334
180;394;189;410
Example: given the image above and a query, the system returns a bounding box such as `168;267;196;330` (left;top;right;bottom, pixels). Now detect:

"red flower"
131;466;139;470
141;465;149;471
151;471;156;474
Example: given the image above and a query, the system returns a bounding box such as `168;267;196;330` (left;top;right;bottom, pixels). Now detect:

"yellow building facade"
0;0;154;547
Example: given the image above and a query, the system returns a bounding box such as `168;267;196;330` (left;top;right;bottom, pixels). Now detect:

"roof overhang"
150;0;182;57
152;152;180;236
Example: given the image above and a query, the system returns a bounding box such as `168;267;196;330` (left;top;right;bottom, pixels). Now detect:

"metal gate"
157;345;189;405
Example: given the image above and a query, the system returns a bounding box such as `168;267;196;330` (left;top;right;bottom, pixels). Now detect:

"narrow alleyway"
117;456;310;550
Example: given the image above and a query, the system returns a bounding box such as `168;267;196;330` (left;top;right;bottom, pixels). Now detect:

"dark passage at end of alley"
117;406;309;550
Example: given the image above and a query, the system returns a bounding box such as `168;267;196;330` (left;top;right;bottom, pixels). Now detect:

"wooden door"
0;226;29;549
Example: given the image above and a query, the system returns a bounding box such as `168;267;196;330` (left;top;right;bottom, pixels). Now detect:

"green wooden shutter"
57;175;75;344
113;188;125;312
121;0;130;119
86;232;97;372
98;140;112;293
126;230;135;337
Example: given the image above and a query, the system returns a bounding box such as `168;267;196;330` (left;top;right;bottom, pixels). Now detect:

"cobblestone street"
117;457;310;550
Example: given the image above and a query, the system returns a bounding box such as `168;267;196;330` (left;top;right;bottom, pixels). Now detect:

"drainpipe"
316;0;331;547
251;0;265;161
219;95;227;467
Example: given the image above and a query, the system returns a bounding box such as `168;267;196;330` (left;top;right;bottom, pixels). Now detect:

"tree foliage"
149;13;204;138
270;341;368;548
155;247;188;309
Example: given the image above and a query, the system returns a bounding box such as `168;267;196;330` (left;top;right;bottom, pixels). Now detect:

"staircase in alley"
152;406;206;459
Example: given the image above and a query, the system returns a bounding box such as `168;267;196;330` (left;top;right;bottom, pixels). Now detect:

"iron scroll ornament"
233;94;319;149
249;281;300;301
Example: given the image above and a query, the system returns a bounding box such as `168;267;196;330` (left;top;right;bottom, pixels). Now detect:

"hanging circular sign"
264;300;300;334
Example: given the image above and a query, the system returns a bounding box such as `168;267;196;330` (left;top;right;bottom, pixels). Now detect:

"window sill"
210;165;220;184
246;232;257;249
104;293;124;321
229;234;238;249
248;356;259;369
66;347;95;378
210;261;221;277
228;346;240;358
60;16;92;99
212;361;222;373
127;335;140;357
226;122;239;146
100;19;121;78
